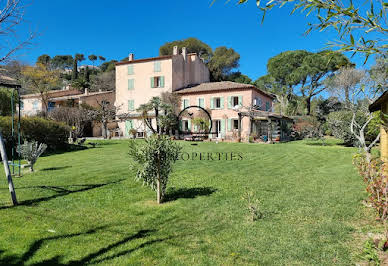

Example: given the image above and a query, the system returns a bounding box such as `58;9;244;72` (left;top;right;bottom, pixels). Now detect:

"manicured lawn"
0;139;366;265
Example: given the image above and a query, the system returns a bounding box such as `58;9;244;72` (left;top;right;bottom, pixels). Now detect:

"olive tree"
129;135;182;204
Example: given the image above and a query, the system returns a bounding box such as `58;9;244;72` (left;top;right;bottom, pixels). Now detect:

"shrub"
353;153;387;221
0;116;69;155
242;189;263;221
0;87;18;116
17;141;47;172
327;110;379;146
292;116;323;140
129;135;182;204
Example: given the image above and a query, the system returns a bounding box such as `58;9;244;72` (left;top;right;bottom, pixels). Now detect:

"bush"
353;153;387;221
292;116;323;140
0;87;18;116
17;141;47;172
0;116;70;155
327;110;379;146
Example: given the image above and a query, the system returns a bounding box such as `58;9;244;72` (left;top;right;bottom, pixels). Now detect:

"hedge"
0;116;70;155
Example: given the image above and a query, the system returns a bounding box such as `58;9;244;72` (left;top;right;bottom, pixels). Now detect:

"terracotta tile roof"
175;81;275;99
0;74;20;87
115;55;173;66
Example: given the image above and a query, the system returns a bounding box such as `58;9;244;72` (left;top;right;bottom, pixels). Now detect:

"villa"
115;46;292;142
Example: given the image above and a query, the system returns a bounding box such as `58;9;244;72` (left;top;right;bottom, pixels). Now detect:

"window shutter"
154;61;161;72
228;119;232;131
179;120;182;130
128;79;134;90
197;98;200;107
128;100;134;111
188;120;191;131
160;76;165;88
194;124;198;131
221;119;226;136
150;77;155;88
127;65;134;75
220;97;224;109
228;96;232;109
238;96;243;106
210;97;214;109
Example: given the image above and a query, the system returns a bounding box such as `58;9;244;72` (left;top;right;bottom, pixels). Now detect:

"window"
128;100;135;111
232;96;239;107
254;97;263;110
48;102;55;112
127;65;134;75
265;101;271;111
151;76;165;88
215;98;221;108
154;61;161;72
19;101;24;110
233;119;239;130
32;100;39;110
198;98;204;108
128;79;134;90
211;97;223;109
182;99;189;109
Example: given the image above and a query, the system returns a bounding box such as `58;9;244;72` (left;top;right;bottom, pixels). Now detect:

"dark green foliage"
36;54;51;67
98;56;105;61
0;116;69;155
0;87;18;116
88;55;97;64
99;60;117;72
159;37;213;61
51;55;73;69
265;50;352;114
72;57;78;80
226;72;252;84
208;46;240;81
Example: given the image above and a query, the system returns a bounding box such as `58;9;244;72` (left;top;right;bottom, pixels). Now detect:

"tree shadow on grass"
40;166;72;171
164;187;217;202
0;226;165;265
0;179;125;210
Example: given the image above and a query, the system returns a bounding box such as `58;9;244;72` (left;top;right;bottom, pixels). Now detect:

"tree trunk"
0;130;18;205
102;120;108;139
155;108;160;134
306;96;311;115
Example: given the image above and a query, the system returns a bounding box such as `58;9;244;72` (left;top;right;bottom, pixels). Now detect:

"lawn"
0;139;367;265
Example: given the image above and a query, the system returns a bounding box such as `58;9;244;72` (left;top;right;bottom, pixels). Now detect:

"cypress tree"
72;57;78;80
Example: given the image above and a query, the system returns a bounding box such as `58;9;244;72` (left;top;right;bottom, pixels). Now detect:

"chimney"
173;46;178;55
182;47;187;61
84;88;89;95
129;53;134;61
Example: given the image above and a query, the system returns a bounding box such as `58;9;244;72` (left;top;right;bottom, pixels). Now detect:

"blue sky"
14;0;369;81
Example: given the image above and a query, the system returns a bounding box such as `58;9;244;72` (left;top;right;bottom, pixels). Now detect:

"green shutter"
198;98;204;108
228;96;232;109
128;100;134;111
150;77;154;88
194;124;198;131
179;120;182;130
228;119;232;131
210;97;214;109
220;97;224;109
127;65;134;75
238;96;243;106
154;61;161;72
188;120;191;131
160;76;165;88
125;120;133;136
221;119;226;136
128;79;134;90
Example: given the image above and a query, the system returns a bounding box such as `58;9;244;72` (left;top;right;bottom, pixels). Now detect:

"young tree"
49;107;91;139
72;54;85;80
88;100;119;139
129;135;181;204
22;63;60;114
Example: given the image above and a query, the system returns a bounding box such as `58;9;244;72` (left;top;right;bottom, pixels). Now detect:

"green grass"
0;139;367;265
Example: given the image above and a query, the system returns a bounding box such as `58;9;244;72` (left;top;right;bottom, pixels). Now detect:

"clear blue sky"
15;0;369;81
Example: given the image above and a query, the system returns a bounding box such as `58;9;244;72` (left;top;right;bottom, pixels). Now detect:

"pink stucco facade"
178;88;274;141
